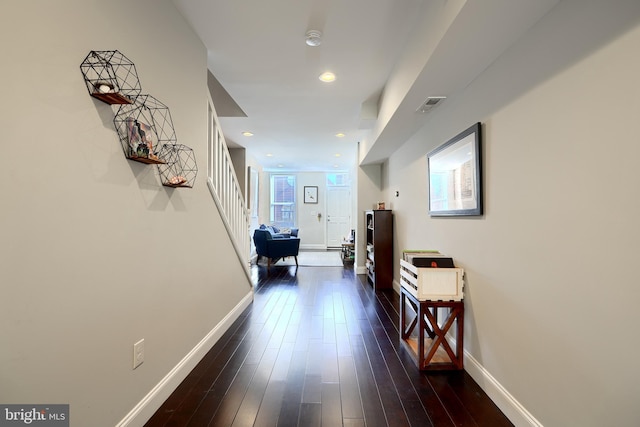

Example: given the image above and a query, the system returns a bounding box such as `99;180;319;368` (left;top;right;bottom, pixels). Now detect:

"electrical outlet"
133;339;144;369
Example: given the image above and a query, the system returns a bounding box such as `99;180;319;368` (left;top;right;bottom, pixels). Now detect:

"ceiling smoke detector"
417;96;446;113
305;30;322;47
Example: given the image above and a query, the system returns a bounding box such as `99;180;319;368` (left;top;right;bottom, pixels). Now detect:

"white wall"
0;1;251;426
384;1;640;426
228;147;247;198
296;172;327;249
356;164;384;272
246;155;263;251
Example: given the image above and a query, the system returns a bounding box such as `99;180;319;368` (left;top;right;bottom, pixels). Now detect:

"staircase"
206;96;251;281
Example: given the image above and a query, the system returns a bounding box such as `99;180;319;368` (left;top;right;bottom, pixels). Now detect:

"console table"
400;286;464;370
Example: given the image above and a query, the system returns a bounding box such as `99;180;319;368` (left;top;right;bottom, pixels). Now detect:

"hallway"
145;265;512;426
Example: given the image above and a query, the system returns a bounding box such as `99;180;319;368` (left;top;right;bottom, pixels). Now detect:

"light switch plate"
133;339;144;369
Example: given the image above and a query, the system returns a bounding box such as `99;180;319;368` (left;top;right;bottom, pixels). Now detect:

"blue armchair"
253;228;301;272
258;224;299;238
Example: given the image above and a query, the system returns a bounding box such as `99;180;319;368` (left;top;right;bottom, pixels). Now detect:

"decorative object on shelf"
82;49;197;187
157;144;198;188
377;201;385;210
303;186;318;204
80;50;141;104
113;95;176;164
427;122;482;216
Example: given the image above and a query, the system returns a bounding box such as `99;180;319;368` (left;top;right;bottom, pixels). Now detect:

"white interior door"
326;187;351;248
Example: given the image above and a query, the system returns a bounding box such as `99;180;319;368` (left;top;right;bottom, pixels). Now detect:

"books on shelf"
402;250;454;268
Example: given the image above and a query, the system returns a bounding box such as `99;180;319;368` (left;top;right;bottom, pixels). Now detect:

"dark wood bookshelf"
365;209;393;290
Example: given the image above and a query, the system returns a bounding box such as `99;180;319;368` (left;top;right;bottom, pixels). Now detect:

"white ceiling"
172;0;560;172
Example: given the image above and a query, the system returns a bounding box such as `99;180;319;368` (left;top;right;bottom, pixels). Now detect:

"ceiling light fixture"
305;30;322;47
242;131;254;136
319;71;336;83
335;132;345;138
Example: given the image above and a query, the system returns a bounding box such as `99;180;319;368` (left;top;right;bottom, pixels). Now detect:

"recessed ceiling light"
334;153;341;157
266;153;273;157
319;72;336;83
333;164;339;168
335;132;345;138
242;131;254;136
278;164;284;168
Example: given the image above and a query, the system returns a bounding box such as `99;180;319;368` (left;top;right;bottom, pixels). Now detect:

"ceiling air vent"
416;96;446;113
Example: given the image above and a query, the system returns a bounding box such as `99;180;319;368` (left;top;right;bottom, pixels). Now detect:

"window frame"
269;174;297;227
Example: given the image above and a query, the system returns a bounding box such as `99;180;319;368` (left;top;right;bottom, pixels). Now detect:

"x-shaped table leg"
401;292;418;339
422;306;463;368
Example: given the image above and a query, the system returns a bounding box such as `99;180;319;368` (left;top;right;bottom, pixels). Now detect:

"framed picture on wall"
427;122;482;216
304;186;318;204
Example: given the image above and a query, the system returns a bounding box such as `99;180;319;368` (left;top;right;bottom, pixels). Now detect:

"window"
326;173;350;187
270;174;296;228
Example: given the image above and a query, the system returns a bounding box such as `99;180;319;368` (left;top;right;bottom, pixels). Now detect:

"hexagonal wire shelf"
157;144;198;188
113;95;177;164
80;50;141;104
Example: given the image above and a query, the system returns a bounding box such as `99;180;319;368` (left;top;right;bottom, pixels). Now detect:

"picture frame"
304;186;318;204
427;122;482;216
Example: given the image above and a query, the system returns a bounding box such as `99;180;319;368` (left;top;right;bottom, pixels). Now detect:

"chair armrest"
266;237;300;257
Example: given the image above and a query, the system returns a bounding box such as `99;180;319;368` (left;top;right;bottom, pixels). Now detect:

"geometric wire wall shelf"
80;50;141;104
157;144;198;188
113;95;177;164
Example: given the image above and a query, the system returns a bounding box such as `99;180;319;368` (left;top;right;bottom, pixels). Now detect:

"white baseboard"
393;278;401;294
356;266;367;275
391;279;541;427
300;244;328;250
463;352;542;427
116;291;254;427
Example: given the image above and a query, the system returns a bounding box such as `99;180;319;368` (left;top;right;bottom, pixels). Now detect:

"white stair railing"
206;96;251;281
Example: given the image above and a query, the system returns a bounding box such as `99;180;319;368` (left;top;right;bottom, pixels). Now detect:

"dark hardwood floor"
145;264;513;427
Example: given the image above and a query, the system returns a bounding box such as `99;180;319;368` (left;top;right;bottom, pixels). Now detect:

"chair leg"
294;256;298;267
